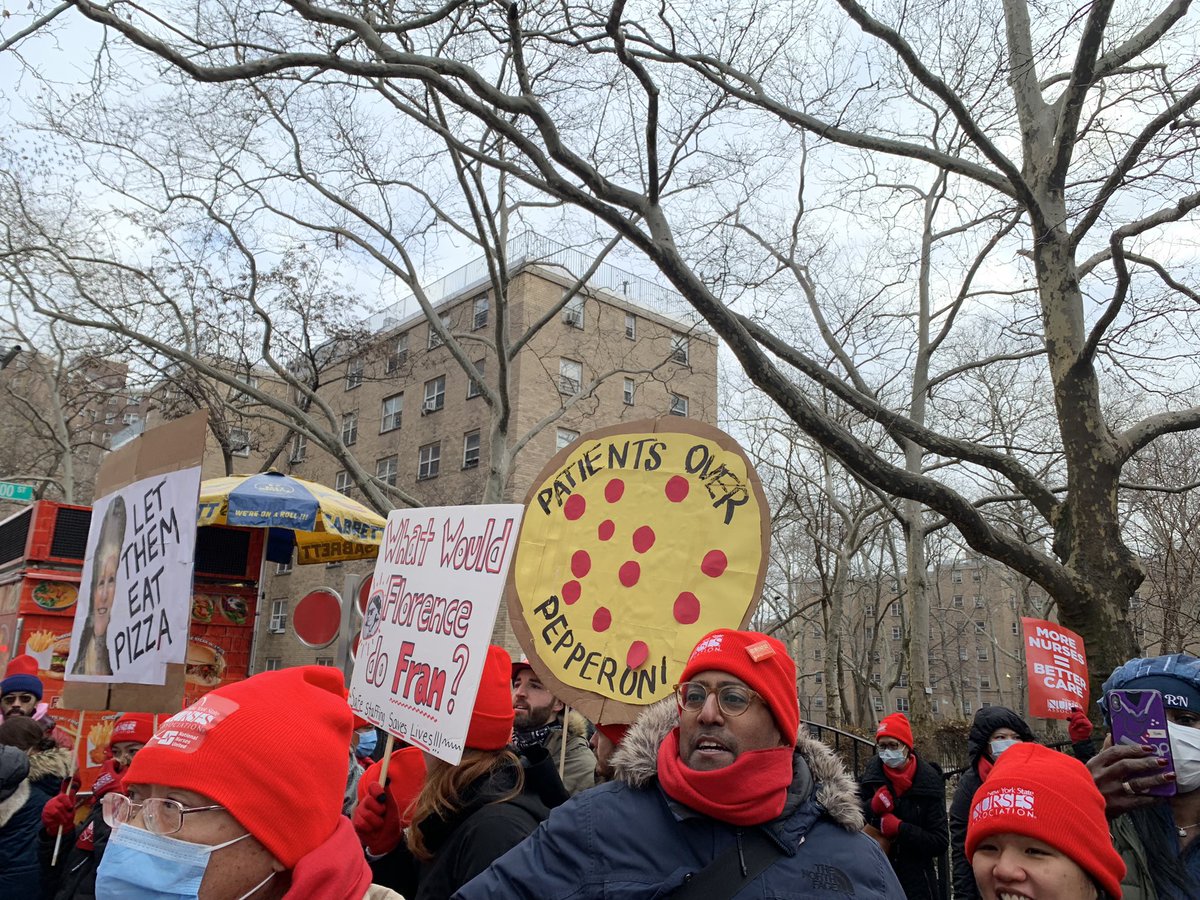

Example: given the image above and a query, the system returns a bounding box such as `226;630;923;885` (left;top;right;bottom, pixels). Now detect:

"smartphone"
1106;688;1177;798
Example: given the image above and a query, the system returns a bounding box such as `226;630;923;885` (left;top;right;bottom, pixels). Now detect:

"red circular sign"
293;589;342;649
357;575;373;613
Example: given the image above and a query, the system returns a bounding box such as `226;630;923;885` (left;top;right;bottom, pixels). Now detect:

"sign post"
1021;617;1090;718
0;481;34;502
348;504;523;765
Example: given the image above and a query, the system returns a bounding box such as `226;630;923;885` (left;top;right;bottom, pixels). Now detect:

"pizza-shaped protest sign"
507;419;769;723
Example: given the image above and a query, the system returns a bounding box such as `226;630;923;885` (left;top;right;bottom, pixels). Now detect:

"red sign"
294;589;342;649
1021;617;1089;719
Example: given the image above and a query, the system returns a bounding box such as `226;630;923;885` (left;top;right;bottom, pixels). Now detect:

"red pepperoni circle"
701;549;727;578
572;550;592;578
619;560;640;587
665;475;690;502
562;581;581;604
564;494;586;521
598;519;615;541
673;591;701;624
605;478;625;503
627;640;649;669
592;607;612;632
632;525;655;553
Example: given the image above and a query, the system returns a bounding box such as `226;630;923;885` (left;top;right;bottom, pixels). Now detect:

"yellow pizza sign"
507;419;769;723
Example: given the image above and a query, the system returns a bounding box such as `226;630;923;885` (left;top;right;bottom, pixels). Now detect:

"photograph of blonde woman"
72;496;127;677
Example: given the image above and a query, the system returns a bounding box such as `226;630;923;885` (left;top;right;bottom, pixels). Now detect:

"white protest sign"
349;504;523;765
66;467;202;685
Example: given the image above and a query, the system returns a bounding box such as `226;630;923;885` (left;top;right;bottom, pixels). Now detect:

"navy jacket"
455;700;904;899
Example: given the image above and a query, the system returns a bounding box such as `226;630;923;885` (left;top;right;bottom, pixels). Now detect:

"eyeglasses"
101;793;225;836
673;682;762;717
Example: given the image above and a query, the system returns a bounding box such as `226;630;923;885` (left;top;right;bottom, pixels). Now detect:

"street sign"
0;482;33;502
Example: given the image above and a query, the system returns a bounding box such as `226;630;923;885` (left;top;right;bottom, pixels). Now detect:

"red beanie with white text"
875;713;914;750
679;629;799;744
111;713;154;746
125;666;351;868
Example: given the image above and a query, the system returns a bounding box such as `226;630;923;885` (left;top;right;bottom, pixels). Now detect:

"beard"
513;703;556;731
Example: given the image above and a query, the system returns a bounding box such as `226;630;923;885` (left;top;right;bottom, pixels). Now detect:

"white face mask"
1169;722;1200;793
878;748;909;769
989;738;1019;758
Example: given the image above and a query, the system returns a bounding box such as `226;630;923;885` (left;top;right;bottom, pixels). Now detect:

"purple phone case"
1107;689;1177;797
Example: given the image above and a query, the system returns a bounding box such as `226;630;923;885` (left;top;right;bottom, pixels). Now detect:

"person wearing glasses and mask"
456;628;904;899
949;706;1037;900
859;713;948;899
93;666;402;900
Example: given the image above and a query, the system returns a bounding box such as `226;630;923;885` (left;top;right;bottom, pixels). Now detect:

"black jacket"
948;707;1035;900
370;758;550;900
859;754;948;900
41;803;110;900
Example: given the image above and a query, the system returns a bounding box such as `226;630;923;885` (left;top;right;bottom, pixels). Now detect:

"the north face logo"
805;864;855;895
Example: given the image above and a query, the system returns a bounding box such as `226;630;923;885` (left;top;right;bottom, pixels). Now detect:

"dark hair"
1129;805;1197;896
0;716;57;753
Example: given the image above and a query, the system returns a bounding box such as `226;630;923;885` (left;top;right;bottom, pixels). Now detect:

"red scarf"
656;728;794;826
882;752;917;797
977;756;994;782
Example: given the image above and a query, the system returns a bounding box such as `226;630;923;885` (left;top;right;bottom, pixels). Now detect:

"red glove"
870;786;894;816
352;781;402;856
1068;708;1094;743
880;813;902;839
41;793;76;832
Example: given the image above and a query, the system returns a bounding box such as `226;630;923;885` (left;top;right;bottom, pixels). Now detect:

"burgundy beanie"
876;713;914;750
465;646;515;751
111;713;155;746
679;629;799;744
126;666;351;868
967;742;1125;898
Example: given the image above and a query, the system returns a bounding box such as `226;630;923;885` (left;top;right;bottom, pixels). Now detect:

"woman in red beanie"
858;712;948;899
968;742;1125;899
361;645;550;900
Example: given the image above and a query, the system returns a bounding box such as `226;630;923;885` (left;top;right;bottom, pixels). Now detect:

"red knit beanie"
125;666;351;869
357;747;426;827
596;723;630;746
967;743;1125;898
875;713;913;750
111;713;154;746
679;629;799;744
465;645;515;751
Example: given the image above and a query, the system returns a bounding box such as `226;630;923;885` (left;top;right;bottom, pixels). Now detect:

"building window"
624;313;636;340
1011;621;1019;636
890;602;900;617
952;571;963;584
381;393;404;432
559;359;582;395
619;377;634;406
891;625;902;640
264;658;282;672
670;332;690;365
898;674;909;687
463;431;481;469
556;428;579;451
269;600;287;634
974;595;985;608
423;376;446;413
275;558;293;575
871;672;881;685
467;359;484;398
418;442;441;480
974;620;986;633
953;595;964;609
814;672;823;684
864;603;875;617
865;625;875;640
812;625;823;638
345;358;364;390
386;333;409;373
341;411;358;446
104;410;116;424
962;700;973;715
563;295;584;328
972;570;982;582
122;412;140;426
814;648;823;661
315;657;334;666
896;697;910;712
978;647;989;660
229;428;251;458
932;699;940;714
959;647;969;661
813;696;825;709
428;313;452;349
472;294;489;330
981;676;992;689
871;651;881;664
376;455;398;488
290;433;307;463
873;698;884;713
669;393;689;416
335;470;352;495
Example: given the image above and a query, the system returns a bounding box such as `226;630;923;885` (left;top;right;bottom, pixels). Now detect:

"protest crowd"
2;633;1200;899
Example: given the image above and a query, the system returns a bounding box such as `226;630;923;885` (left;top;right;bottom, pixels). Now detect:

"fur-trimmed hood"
611;698;865;832
28;745;73;785
559;708;590;739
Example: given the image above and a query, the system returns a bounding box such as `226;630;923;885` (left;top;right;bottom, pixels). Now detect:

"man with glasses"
1;654;44;720
457;628;904;899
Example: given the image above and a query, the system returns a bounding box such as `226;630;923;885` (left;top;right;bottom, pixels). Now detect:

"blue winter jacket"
455;700;905;899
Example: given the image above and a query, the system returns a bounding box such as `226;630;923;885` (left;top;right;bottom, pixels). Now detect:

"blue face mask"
356;729;378;756
878;748;909;769
990;738;1020;758
96;824;272;900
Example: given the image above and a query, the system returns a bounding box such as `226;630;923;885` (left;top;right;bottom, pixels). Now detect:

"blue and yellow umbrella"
197;471;387;565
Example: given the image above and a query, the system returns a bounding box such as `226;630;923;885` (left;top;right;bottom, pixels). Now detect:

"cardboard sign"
1021;617;1089;719
62;411;207;713
348;504;523;765
506;419;769;725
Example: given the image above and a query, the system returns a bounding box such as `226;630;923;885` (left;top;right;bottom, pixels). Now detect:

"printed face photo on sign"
72;495;127;677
